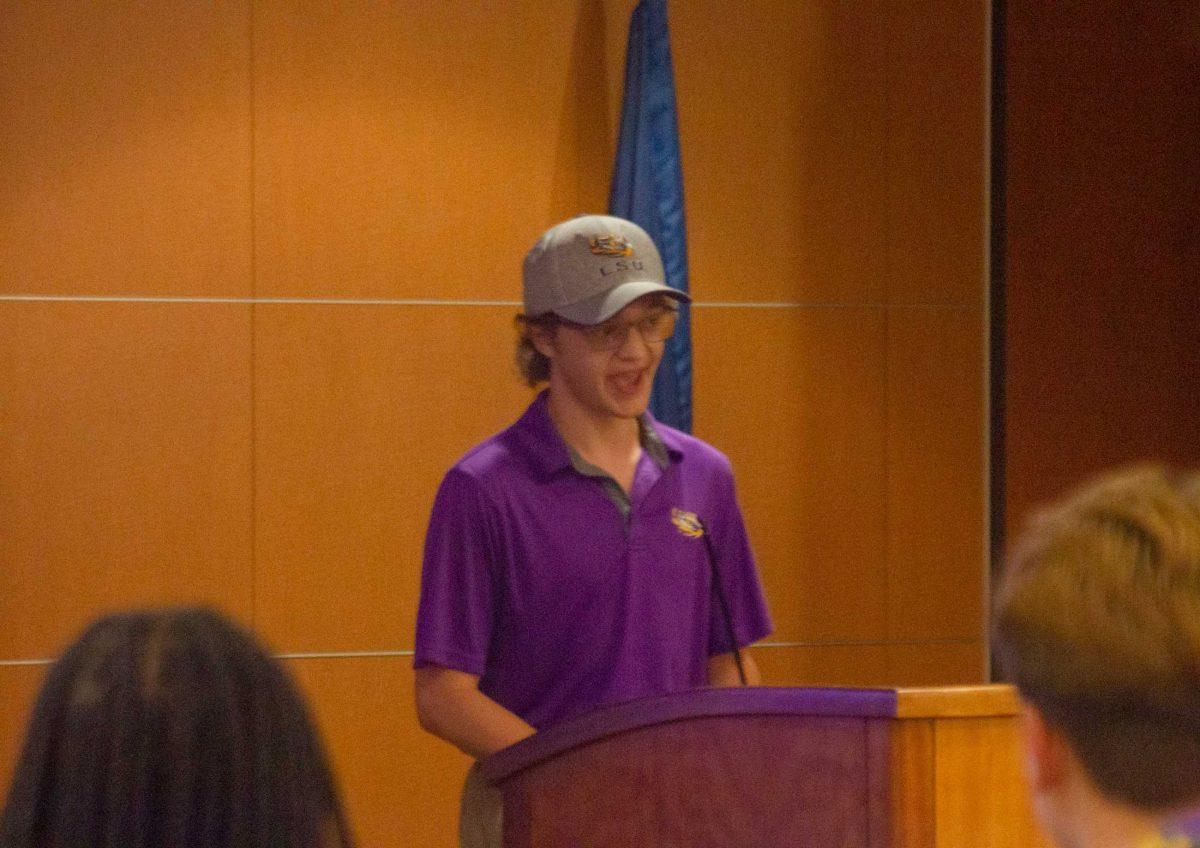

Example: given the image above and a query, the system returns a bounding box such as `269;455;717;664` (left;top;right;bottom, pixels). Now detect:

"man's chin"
607;392;651;419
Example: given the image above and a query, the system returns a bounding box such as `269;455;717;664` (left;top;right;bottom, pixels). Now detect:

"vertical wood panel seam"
248;0;259;628
982;0;999;683
931;719;941;848
881;0;895;652
883;312;893;648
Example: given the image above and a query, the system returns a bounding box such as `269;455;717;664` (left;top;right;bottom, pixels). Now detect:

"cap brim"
554;281;691;324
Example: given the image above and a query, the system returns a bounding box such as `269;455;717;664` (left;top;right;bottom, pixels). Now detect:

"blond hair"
993;464;1200;808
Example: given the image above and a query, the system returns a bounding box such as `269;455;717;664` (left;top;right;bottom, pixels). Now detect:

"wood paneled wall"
1003;1;1200;542
0;2;987;845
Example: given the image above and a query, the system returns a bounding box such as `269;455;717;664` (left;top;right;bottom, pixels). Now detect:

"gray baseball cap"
522;214;690;325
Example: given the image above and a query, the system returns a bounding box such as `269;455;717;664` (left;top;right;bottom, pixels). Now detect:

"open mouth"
608;370;645;397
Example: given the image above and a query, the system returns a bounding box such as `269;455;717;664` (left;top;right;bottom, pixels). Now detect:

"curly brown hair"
513;313;558;387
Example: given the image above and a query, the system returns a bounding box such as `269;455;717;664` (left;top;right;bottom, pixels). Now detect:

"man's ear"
529;323;558;360
1020;703;1069;793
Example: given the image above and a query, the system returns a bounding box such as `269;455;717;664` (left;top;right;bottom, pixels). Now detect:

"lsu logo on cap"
671;508;704;539
589;235;633;257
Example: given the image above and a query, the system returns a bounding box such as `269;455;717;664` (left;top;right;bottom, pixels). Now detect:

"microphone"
696;517;748;687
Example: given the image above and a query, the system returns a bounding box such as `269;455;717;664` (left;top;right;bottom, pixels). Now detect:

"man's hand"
706;650;762;687
414;666;536;760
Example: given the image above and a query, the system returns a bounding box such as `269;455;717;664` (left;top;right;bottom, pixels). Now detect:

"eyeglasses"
566;308;679;352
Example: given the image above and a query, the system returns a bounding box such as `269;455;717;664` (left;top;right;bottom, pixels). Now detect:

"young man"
993;465;1200;848
413;214;772;846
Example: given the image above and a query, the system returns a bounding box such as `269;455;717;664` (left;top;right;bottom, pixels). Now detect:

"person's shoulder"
430;435;514;519
443;414;544;491
447;425;518;480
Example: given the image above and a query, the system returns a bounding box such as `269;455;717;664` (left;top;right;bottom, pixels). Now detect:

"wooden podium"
481;685;1050;848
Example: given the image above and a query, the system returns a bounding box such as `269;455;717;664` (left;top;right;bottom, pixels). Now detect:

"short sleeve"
413;467;499;675
706;463;773;655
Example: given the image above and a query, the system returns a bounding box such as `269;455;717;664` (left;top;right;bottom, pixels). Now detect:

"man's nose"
614;322;653;359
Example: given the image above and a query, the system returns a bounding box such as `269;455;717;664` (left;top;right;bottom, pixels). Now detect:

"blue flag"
609;0;692;433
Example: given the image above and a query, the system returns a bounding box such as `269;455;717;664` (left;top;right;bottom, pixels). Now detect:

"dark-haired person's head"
993;465;1200;848
0;607;354;848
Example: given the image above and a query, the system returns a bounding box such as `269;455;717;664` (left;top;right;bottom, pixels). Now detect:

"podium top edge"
481;685;1019;784
894;685;1022;717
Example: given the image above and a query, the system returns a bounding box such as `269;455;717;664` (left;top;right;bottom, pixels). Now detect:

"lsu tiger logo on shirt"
671;508;704;539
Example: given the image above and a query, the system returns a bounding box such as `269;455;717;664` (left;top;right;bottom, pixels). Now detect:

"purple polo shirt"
413;392;772;730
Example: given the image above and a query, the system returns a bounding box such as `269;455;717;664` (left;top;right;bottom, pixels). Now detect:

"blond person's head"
993;464;1200;810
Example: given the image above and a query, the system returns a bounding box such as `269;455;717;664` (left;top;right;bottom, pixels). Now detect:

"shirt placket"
626;452;664;551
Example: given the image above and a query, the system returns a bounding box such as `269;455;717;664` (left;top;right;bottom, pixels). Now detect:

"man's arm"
414;666;536;760
706;650;762;687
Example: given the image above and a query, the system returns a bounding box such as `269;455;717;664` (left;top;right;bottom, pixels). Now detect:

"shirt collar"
640;405;686;463
513;391;573;479
638;416;672;470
